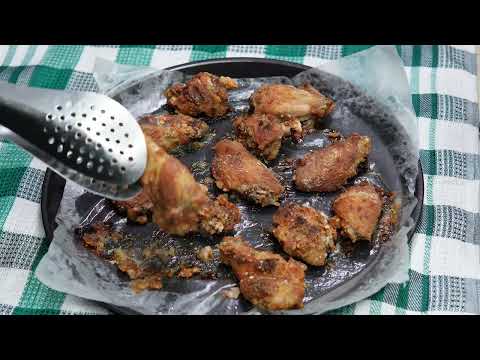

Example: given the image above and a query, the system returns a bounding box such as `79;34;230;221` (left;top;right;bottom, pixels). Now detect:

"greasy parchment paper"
36;45;419;315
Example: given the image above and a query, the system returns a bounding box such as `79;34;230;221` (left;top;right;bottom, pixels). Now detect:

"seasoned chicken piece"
294;133;371;192
141;137;208;235
112;114;208;224
219;236;306;310
233;113;303;160
272;203;337;266
211;140;284;206
233;113;284;161
111;191;153;224
164;72;238;118
141;136;240;236
198;194;241;234
332;183;384;242
139;114;209;152
250;83;335;123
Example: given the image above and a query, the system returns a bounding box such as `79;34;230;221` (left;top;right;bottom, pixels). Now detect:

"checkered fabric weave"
0;45;478;315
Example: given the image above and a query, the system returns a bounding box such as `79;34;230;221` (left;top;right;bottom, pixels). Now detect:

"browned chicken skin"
332;182;384;242
219;236;306;310
294;133;371;192
272;203;337;266
233;113;284;161
164;72;238;118
112;114;209;223
233;113;303;161
211;139;284;207
141;136;207;235
139;114;209;152
141;136;240;236
250;83;335;123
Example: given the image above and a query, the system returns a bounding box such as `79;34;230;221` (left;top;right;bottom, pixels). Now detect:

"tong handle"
0;82;51;151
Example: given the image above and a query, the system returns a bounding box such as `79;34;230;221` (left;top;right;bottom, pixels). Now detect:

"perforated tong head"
0;81;147;200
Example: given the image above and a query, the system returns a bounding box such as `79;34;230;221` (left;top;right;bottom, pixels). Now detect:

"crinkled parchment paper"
36;45;419;314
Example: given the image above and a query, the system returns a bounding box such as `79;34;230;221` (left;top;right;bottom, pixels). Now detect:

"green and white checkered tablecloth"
0;45;478;315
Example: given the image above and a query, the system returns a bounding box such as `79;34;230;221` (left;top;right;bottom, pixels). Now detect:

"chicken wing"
112;114;208;223
294;133;371;192
332;182;384;242
233;113;303;161
219;236;306;310
140;136;207;235
164;72;238;118
250;83;335;123
141;136;240;236
272;203;337;266
211;139;284;206
139;114;209;152
111;190;153;225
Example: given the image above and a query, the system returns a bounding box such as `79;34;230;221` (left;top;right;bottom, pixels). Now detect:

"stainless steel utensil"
0;81;147;200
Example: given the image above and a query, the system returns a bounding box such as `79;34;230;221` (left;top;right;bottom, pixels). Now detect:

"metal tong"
0;81;147;200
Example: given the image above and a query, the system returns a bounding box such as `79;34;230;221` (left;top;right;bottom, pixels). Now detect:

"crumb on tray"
177;266;201;279
197;246;214;262
130;274;163;294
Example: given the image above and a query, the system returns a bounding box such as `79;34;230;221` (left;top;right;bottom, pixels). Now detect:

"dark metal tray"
41;58;424;315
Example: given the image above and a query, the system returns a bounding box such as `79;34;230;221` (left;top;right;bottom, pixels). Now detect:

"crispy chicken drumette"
112;114;209;223
233;113;303;161
141;136;208;235
219;236;307;310
141;136;240;236
294;133;371;192
332;182;384;242
211;139;284;207
164;72;238;118
250;83;335;124
272;203;337;266
139;114;209;152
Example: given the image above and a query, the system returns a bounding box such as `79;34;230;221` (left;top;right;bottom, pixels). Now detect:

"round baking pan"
41;57;424;315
